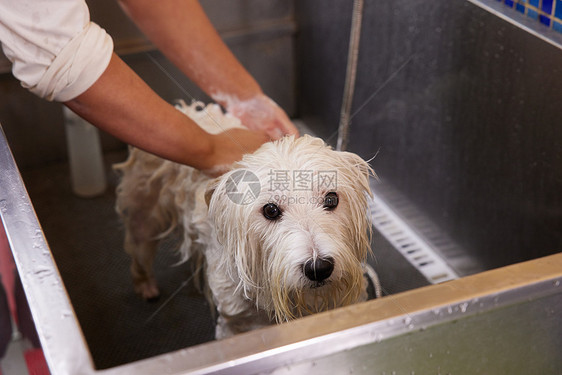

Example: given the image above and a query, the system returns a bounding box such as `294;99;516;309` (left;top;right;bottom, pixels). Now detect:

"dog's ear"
204;178;221;208
338;151;375;195
339;151;374;179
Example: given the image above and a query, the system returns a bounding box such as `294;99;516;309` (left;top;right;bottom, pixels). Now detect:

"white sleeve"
0;0;113;102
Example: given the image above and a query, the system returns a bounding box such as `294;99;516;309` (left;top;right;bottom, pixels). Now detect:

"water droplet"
373;333;383;343
43;329;52;340
34;265;52;279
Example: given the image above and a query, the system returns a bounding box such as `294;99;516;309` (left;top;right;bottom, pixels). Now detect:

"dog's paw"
134;279;160;301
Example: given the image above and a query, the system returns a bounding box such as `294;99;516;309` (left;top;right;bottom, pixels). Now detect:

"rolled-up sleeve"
0;0;113;101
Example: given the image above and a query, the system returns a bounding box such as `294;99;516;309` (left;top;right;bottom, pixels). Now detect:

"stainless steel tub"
2;0;562;373
1;125;561;374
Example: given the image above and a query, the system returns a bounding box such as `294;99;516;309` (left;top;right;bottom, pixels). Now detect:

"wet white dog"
115;101;378;338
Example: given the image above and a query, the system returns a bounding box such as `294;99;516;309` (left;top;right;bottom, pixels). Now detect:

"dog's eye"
323;192;339;210
263;203;282;220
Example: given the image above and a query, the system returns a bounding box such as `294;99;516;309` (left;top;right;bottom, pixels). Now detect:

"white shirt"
0;0;113;101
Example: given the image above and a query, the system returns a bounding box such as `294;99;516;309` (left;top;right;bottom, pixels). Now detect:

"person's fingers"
202;128;268;177
226;94;299;139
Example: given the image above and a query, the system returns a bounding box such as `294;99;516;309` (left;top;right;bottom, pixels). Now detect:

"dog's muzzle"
303;257;334;282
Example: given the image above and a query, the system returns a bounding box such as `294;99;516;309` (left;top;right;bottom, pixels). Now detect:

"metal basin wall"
296;0;562;272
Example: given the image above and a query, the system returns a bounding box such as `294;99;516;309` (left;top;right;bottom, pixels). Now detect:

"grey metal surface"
0;124;95;374
266;275;562;375
294;0;352;144
295;0;562;272
104;254;562;375
336;0;363;152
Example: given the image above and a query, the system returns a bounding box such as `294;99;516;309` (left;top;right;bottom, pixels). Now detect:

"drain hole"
431;273;450;281
418;261;434;267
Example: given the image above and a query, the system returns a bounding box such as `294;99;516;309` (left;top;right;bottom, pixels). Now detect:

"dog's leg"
120;193;166;300
125;229;160;300
215;310;271;339
205;248;272;339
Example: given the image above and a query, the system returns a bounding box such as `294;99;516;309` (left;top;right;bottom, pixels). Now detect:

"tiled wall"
498;0;562;32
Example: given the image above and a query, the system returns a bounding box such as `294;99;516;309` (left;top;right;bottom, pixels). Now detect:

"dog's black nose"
304;257;334;282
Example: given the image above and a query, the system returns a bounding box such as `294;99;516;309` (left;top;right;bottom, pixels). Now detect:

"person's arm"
65;53;268;175
117;0;299;139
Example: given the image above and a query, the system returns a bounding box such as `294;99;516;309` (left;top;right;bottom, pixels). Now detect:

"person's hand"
202;128;269;177
225;94;299;140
